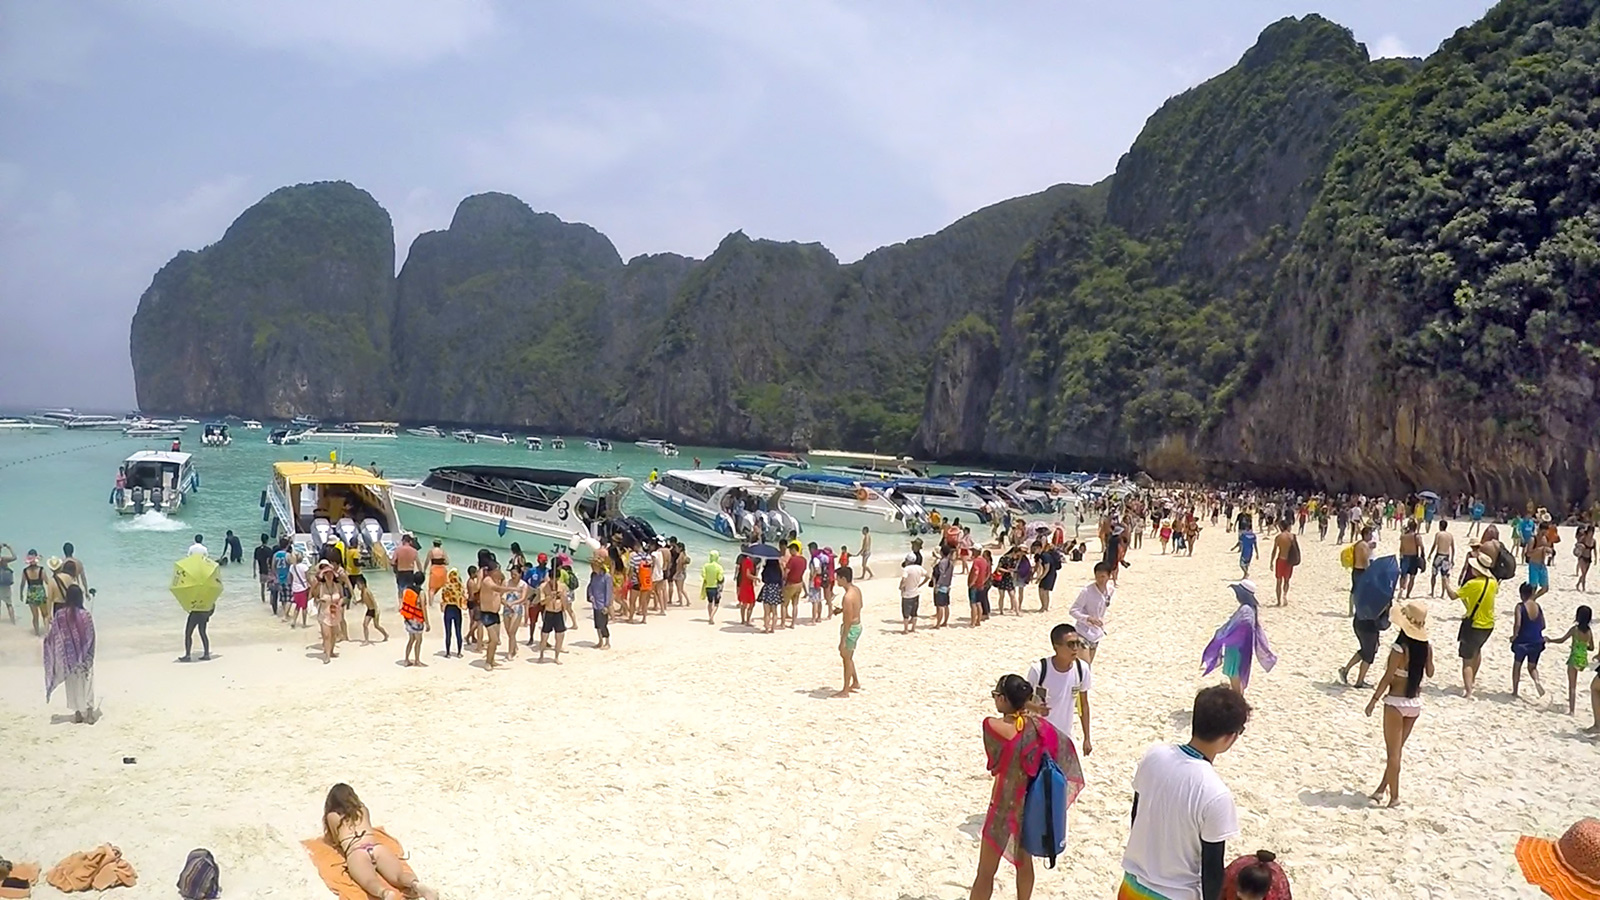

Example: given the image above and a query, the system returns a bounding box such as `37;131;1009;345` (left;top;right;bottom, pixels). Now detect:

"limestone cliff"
130;181;395;418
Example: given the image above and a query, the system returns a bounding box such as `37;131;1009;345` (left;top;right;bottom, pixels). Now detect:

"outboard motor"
150;485;164;511
359;518;384;555
625;516;659;545
713;512;737;539
336;517;360;561
311;517;335;550
130;486;145;514
737;511;757;538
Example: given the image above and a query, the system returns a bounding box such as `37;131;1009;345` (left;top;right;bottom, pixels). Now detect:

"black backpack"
1491;543;1517;581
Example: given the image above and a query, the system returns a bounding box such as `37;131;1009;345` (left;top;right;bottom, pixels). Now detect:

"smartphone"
1033;685;1049;707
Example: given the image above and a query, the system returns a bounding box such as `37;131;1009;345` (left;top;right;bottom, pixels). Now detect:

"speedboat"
807;450;926;478
261;461;402;568
550;436;566;450
0;417;55;432
123;423;188;439
242;420;263;430
452;429;480;444
734;452;807;469
201;422;232;446
290;414;321;429
176;416;200;426
29;407;79;426
660;442;680;457
297;422;398;444
642;469;800;542
884;478;1014;523
585;438;612;451
267;428;309;446
112;450;199;515
526;436;543;450
406;425;447;439
478;432;515;445
61;414;123;430
389;465;635;556
778;473;929;533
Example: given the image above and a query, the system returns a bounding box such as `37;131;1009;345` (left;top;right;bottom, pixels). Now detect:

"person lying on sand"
323;783;439;900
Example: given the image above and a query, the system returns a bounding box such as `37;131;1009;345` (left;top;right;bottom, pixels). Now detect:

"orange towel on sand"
0;861;41;899
45;845;138;892
302;828;413;900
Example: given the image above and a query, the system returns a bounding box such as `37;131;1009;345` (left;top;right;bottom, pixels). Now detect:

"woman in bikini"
501;563;528;661
1366;599;1433;807
322;784;439;900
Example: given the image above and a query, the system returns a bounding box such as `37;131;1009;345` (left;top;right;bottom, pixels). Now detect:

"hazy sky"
0;0;1495;409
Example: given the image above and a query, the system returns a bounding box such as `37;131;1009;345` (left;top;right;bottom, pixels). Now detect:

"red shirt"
783;554;805;585
967;556;991;589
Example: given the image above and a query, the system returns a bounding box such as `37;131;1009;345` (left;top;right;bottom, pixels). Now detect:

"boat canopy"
806;450;917;464
272;461;389;487
418;466;627;513
126;450;193;466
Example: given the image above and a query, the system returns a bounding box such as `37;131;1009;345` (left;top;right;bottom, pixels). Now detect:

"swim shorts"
1511;642;1545;666
933;588;950;607
844;622;862;652
705;586;721;606
541;610;566;633
1528;562;1549;590
1399;556;1422;576
1274;558;1293;579
782;583;803;604
1459;625;1493;659
1353;617;1381;664
480;611;501;628
900;596;919;620
404;618;424;634
1432;555;1453;576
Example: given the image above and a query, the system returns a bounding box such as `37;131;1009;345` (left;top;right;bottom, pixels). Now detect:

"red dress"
737;557;756;606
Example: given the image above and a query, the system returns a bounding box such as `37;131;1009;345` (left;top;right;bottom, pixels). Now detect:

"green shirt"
702;560;724;595
1459;577;1498;630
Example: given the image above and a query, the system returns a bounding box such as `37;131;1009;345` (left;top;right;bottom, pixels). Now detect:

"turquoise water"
0;426;915;628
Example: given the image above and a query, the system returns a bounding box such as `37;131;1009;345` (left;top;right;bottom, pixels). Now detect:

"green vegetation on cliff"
131;181;394;418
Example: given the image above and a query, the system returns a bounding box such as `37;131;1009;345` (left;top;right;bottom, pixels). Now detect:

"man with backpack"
1268;519;1299;606
1026;623;1094;756
1120;685;1251;900
1443;552;1500;699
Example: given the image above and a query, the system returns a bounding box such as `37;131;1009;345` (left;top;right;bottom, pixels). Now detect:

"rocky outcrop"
130;181;395;418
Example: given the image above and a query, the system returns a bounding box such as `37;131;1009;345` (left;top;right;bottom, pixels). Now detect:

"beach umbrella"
1418;490;1440;500
1353;555;1400;623
170;554;223;613
742;543;781;560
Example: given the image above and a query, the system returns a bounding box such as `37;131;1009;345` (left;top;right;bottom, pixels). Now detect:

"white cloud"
458;100;677;198
1370;33;1415;59
139;0;495;65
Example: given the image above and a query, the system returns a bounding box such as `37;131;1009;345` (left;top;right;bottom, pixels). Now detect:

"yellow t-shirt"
1458;577;1498;630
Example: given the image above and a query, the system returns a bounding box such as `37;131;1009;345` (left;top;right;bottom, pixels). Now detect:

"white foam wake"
116;511;188;532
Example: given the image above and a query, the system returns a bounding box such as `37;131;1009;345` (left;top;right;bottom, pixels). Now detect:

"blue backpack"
1020;661;1069;867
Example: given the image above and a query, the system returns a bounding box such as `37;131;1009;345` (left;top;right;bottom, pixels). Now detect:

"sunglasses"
1063;640;1084;648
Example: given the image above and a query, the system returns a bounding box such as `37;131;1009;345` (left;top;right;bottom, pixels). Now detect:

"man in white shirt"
897;555;927;634
1025;623;1093;755
1121;685;1251;900
187;534;209;557
1069;561;1115;663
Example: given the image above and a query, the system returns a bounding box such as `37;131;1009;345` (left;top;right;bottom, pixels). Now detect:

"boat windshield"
125;461;177;490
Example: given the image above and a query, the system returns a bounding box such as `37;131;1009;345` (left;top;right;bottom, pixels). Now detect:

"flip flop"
1338;666;1350;685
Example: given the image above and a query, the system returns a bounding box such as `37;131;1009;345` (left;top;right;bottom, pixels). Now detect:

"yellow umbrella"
171;554;223;613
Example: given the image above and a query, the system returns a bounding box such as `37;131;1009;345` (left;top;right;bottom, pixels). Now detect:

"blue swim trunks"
1528;562;1549;590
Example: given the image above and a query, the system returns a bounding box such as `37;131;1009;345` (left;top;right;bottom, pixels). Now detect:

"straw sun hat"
1396;599;1429;642
1517;818;1600;900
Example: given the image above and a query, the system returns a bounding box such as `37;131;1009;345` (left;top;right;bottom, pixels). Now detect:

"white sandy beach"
4;526;1595;899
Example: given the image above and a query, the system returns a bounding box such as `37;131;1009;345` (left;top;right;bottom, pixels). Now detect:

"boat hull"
640;483;738;540
390;484;599;554
782;495;911;532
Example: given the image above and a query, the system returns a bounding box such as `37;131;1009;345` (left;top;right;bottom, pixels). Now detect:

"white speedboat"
642;469;800;542
734;452;807;469
61;414;123;430
550;436;566;450
389;465;635;557
261;461;401;568
585;438;613;451
242;419;263;430
452;429;480;444
0;417;56;432
112;450;199;515
290;414;321;429
176;416;200;425
123;423;188;439
201;422;232;446
267;428;309;446
298;423;398;444
406;425;447;439
778;473;930;534
478;431;515;445
526;436;543;450
885;478;1019;523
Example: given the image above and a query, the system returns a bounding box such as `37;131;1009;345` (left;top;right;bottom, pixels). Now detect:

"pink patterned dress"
980;715;1085;865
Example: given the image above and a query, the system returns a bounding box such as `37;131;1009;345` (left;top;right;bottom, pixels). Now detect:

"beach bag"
1339;544;1355;569
1020;744;1068;868
176;848;219;899
1287;536;1301;567
1491;544;1516;580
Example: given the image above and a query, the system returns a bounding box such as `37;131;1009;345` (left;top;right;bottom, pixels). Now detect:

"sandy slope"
3;524;1593;899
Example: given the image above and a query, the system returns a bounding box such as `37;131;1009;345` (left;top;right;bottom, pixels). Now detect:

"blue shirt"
523;565;546;589
1238;531;1257;562
272;550;290;584
587;575;612;610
